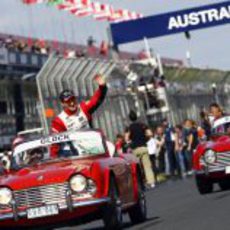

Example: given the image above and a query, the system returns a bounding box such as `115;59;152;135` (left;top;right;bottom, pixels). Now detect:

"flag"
129;11;143;20
108;9;123;23
47;0;65;6
58;0;91;13
22;0;45;4
92;2;113;20
57;0;80;10
109;9;143;23
70;0;92;17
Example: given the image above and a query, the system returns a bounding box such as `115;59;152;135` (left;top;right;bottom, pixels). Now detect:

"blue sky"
0;0;229;70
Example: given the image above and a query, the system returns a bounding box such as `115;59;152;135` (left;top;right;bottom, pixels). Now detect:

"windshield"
12;131;106;170
212;118;230;135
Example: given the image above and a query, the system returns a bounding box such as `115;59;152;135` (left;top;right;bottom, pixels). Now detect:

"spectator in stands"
127;110;155;188
87;35;96;47
5;36;14;50
100;41;108;56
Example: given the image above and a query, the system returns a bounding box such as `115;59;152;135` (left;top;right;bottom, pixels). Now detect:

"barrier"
36;55;148;141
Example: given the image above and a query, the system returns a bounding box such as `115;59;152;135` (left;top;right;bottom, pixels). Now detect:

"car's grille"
0;204;11;212
200;151;230;170
14;183;69;209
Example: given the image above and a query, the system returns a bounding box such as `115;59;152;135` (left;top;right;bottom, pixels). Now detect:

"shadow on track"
83;216;162;230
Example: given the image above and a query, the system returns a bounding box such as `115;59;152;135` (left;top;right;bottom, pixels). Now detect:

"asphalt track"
57;176;230;230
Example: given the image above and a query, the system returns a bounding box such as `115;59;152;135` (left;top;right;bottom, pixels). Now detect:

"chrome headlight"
204;149;217;164
70;175;87;192
0;188;12;205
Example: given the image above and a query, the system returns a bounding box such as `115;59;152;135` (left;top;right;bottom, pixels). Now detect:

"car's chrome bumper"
195;165;230;178
0;197;110;221
196;166;225;175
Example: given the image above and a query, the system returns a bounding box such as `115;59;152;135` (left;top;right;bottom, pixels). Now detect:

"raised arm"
84;74;108;114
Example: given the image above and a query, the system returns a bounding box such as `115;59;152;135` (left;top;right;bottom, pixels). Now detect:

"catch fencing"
165;67;230;125
36;55;146;141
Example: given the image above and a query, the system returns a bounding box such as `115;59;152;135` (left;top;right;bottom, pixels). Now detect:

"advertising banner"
111;1;230;45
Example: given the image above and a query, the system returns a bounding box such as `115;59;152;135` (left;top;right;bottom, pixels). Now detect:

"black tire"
128;173;147;224
102;177;123;230
195;175;213;194
218;180;230;191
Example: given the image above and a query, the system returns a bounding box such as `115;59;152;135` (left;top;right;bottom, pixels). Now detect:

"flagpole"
143;37;152;58
106;25;119;61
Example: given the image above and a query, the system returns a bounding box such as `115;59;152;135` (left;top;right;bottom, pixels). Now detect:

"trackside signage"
110;1;230;45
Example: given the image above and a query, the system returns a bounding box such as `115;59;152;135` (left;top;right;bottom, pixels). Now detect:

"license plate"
27;204;59;219
225;166;230;174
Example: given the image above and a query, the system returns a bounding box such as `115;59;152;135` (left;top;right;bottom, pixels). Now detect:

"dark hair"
59;90;74;102
209;102;220;109
129;110;137;121
116;134;123;139
175;124;182;130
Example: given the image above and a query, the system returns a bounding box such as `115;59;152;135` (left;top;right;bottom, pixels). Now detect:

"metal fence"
164;67;230;125
36;55;143;141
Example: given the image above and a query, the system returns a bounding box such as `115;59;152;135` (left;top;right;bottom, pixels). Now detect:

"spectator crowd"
114;102;223;188
0;34;111;58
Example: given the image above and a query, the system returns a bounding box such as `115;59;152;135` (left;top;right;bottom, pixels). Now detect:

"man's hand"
94;74;106;86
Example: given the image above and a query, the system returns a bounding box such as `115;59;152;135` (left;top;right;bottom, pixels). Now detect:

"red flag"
93;2;113;20
108;9;124;23
109;9;143;23
70;0;92;17
57;0;90;10
22;0;38;4
23;0;46;4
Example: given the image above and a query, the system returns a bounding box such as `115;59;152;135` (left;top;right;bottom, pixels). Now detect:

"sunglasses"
62;96;77;105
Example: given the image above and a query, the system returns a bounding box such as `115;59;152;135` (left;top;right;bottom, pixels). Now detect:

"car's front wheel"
195;175;213;194
218;179;230;191
102;177;123;230
128;173;147;224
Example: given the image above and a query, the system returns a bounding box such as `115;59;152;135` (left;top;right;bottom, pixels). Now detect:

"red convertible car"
0;130;146;229
193;116;230;194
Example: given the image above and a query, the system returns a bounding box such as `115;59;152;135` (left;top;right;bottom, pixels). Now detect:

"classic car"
193;116;230;194
0;130;146;229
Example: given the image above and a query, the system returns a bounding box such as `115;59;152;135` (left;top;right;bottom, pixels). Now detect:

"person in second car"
208;102;224;126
